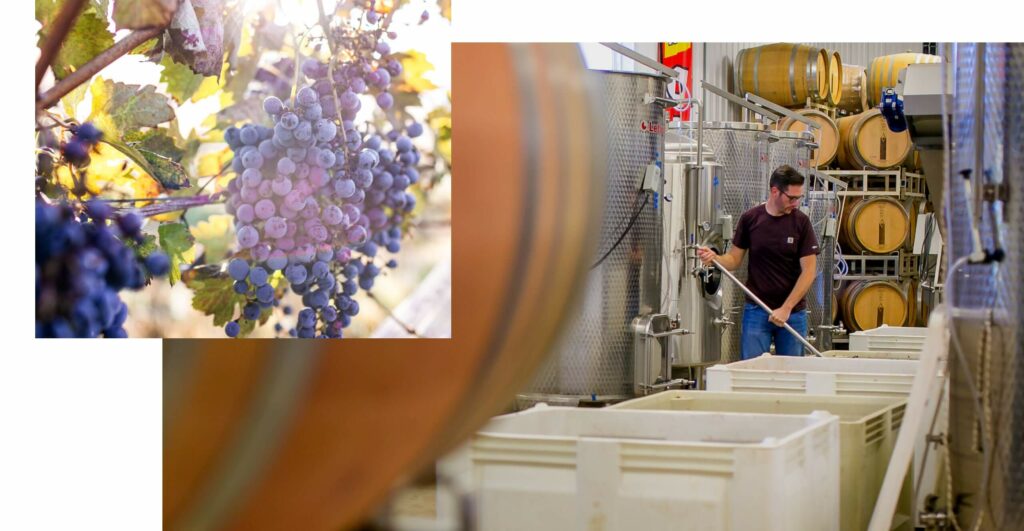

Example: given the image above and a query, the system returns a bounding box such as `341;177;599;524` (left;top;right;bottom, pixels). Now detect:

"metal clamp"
744;93;820;129
701;81;781;121
633;314;690;395
639;378;694;393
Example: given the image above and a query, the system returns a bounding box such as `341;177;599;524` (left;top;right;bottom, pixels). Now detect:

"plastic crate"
849;325;927;352
706;354;919;398
822;349;919;360
610;391;911;531
451;405;840;531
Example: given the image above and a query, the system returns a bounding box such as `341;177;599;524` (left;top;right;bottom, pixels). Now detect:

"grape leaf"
185;273;241;326
122;129;185;161
36;3;115;81
61;83;90;120
427;107;451;166
237;316;258;337
123;233;160;282
393;50;438;94
88;77;175;136
121;129;192;191
158;222;196;285
160;55;208;104
90;0;111;17
112;0;177;30
190;214;234;263
103;138;191;191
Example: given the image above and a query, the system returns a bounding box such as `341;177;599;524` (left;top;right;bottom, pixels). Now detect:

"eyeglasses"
780;190;804;203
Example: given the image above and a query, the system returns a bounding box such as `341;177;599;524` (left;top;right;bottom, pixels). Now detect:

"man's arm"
769;254;817;325
697;244;746;270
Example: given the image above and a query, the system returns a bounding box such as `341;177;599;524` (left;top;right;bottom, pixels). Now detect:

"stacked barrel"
734;45;942;338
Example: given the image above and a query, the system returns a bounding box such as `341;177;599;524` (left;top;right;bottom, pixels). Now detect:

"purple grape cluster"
221;39;423;338
35;199;169;338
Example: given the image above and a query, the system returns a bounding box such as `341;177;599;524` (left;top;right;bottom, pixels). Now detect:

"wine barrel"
837;64;868;114
905;280;919;327
840;196;910;254
836;109;912;170
777;109;839;167
866;52;942;108
905;199;920;252
832;292;839;323
840;279;909;332
163;43;606;531
827;50;843;106
903;147;922;171
735;43;829;107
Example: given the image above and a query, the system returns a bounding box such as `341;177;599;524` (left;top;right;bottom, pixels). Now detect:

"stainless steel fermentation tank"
662;123;728;367
668;121;773;364
519;70;666;406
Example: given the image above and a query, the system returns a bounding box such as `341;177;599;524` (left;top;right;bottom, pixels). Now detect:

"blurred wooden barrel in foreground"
164;43;606;531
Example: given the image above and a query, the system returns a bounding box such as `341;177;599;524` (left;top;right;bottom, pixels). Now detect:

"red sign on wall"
659;42;693;121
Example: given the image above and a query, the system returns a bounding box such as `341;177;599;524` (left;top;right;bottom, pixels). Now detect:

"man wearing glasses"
697;165;819;359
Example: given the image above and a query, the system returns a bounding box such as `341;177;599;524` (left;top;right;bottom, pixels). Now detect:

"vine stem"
316;0;350;151
113;195;220;218
35;0;89;91
37;27;165;111
366;291;420;337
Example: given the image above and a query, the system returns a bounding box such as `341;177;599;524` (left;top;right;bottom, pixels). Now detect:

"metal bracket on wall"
599;42;679;79
701;81;781;122
744;92;820;130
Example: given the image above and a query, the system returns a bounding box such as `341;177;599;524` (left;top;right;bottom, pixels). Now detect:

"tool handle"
710;258;823;357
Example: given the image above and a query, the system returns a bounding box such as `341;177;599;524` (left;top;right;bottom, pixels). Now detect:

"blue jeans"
741;302;809;360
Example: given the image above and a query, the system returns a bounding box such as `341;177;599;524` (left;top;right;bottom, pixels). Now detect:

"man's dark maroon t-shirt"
732;204;819;312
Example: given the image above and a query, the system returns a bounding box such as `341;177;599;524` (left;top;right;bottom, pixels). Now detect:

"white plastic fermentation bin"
822;349;920;360
448;405;840;531
705;354;920;398
849;325;927;353
609;391;912;531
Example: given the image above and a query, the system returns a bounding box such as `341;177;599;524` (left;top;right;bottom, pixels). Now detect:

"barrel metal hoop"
753;47;761;95
789;45;799;104
807;47;820;101
735;48;745;96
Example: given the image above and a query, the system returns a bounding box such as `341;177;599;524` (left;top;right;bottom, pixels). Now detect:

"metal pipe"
710;258;823;357
972;43;986;229
744;93;820;130
701;81;782;122
599;42;679;78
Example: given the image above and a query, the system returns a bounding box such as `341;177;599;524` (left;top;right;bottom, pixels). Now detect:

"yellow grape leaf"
190;77;222;104
112;0;176;30
395;50;438;94
190;214;235;264
158;222;196;286
56;143;162;201
428;110;451;165
237;19;254;57
88;77;175;139
197;146;232;178
373;0;396;13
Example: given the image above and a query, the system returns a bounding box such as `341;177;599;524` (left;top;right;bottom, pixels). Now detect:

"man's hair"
769;165;805;192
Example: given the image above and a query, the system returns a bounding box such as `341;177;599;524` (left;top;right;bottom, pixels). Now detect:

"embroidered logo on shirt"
786;237;794;244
